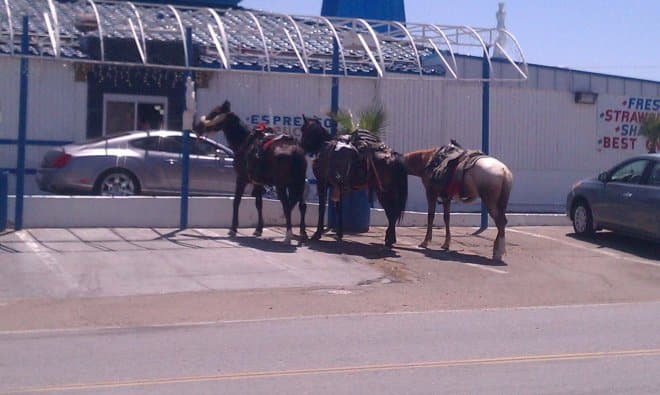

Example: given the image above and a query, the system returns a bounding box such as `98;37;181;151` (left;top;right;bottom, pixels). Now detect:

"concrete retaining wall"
5;196;570;229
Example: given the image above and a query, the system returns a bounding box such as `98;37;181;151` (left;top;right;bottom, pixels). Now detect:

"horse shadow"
567;231;660;261
305;234;401;260
395;244;507;267
174;230;299;253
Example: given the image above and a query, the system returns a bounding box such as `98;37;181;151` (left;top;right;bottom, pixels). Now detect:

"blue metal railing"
0;171;7;231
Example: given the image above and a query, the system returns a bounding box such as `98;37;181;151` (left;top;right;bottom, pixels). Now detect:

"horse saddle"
428;143;487;198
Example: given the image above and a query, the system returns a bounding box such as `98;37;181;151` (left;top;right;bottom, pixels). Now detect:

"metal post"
0;171;8;231
179;27;193;230
15;16;29;231
480;49;490;230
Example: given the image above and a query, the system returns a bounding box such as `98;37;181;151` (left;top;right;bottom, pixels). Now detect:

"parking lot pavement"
0;225;658;331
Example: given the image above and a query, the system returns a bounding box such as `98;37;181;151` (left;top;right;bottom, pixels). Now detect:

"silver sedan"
36;130;237;196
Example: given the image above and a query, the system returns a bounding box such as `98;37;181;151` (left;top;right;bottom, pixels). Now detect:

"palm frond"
640;115;660;153
327;109;356;135
357;101;387;137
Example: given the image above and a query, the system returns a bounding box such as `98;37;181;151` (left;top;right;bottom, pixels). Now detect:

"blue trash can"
0;171;8;231
327;188;371;233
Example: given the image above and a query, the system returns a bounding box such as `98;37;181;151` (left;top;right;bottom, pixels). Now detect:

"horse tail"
498;165;513;214
391;153;408;223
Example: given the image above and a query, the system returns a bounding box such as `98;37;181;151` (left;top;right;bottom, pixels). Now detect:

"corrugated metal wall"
0;58;87;194
1;58;658;212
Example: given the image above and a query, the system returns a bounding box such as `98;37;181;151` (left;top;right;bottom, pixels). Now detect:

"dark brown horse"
300;116;408;247
194;100;307;244
404;141;513;260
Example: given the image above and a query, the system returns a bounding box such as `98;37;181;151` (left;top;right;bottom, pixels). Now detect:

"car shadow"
395;245;507;267
567;231;660;260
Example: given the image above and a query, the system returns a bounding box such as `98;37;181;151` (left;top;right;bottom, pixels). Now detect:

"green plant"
328;101;387;137
639;115;660;153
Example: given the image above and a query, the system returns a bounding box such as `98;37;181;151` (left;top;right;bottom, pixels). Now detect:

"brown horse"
404;141;513;260
300;116;408;247
194;100;307;244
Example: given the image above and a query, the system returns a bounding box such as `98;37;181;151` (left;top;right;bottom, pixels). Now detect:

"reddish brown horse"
300;116;408;247
194;100;307;244
404;141;513;260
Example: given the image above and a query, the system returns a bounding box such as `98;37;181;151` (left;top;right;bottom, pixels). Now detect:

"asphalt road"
0;225;658;394
1;302;659;394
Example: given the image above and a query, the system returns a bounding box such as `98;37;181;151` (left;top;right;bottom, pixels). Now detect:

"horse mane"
220;112;252;151
300;117;332;155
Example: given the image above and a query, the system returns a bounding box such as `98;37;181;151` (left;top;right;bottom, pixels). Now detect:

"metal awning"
0;0;528;81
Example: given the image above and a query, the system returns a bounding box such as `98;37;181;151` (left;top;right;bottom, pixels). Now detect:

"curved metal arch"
45;0;60;56
167;5;188;68
281;14;309;68
315;15;347;76
128;2;146;61
460;25;492;78
494;29;528;80
127;2;146;64
2;0;13;55
87;0;104;61
283;28;308;73
206;8;230;69
355;18;385;75
244;11;270;72
391;21;422;76
425;24;458;77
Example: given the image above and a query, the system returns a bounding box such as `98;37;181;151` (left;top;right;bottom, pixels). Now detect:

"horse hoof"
418;242;428;249
253;230;262;237
299;233;308;243
441;245;450;251
228;229;237;237
311;232;322;241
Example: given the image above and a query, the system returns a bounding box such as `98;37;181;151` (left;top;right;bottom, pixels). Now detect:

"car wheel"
572;200;595;236
95;170;140;196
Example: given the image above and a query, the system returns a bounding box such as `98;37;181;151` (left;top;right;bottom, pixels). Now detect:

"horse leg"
298;197;307;243
312;182;327;240
378;192;397;248
486;200;508;260
253;185;264;237
230;179;248;237
420;188;437;248
336;191;344;241
441;198;451;250
276;186;293;244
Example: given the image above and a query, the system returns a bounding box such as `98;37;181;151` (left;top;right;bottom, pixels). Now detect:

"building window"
103;94;168;135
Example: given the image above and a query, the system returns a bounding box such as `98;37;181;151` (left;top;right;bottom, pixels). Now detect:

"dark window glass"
130;136;160;150
159;136;183;154
610;160;649;184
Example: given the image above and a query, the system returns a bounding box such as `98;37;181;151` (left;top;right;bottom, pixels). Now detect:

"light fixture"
574;91;598;104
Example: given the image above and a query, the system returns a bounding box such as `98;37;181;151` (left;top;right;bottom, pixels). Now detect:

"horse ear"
221;100;231;113
302;114;308;123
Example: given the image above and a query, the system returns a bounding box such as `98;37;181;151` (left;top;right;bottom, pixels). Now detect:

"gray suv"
566;153;660;241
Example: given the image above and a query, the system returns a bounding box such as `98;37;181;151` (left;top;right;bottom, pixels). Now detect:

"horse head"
194;100;249;150
300;115;332;155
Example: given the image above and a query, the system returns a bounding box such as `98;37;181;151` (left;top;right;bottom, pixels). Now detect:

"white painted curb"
6;196;570;228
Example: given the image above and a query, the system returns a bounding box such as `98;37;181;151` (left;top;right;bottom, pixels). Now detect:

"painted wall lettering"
597;96;659;152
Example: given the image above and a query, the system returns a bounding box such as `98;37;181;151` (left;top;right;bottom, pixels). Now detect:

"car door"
635;161;660;238
154;135;185;192
188;137;236;194
600;159;650;233
128;135;182;193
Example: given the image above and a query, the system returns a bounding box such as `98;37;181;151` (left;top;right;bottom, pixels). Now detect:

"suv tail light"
52;153;72;168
